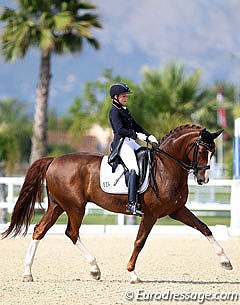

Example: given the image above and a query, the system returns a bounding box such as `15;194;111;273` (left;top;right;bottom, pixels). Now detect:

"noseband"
152;139;214;177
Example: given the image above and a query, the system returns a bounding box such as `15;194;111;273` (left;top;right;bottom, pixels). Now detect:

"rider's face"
117;94;128;106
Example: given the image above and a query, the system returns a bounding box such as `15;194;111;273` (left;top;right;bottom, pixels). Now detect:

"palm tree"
130;61;206;138
0;0;101;163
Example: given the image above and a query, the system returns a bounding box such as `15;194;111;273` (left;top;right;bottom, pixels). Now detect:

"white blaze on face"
204;151;211;183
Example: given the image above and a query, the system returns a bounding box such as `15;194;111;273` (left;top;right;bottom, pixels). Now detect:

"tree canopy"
69;63;225;138
0;0;101;60
0;99;31;173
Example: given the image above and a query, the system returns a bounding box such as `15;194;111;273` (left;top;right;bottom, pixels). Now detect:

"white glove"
148;134;158;144
136;132;147;142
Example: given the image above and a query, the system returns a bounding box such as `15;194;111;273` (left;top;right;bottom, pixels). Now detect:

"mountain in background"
0;0;240;114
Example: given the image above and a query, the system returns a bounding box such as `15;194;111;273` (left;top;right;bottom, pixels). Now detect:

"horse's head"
187;128;223;185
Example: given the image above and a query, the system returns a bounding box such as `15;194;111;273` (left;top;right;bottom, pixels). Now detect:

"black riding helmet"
109;83;132;98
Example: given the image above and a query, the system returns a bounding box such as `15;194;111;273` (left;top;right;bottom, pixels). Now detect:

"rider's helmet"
109;83;132;98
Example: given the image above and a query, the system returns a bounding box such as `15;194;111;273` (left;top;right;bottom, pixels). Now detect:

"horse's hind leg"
169;206;233;270
76;237;101;280
23;199;63;282
65;205;101;280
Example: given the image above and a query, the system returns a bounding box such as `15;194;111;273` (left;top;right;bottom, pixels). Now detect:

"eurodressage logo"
124;289;239;303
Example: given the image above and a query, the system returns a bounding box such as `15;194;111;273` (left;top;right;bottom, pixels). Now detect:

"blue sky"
1;0;240;114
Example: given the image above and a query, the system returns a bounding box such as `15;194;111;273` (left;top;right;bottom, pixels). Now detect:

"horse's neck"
161;131;199;163
161;132;193;154
155;131;198;188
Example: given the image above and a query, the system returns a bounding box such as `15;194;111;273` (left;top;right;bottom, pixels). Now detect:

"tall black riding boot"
127;170;143;216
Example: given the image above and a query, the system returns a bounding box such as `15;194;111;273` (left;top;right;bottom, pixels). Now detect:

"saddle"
135;147;149;186
100;147;150;194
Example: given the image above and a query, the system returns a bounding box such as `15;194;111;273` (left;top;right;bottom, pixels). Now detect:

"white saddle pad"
100;156;150;194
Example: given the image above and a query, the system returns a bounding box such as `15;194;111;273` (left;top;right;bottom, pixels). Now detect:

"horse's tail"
1;157;54;239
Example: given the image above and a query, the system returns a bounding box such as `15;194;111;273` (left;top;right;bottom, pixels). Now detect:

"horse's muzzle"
197;176;209;185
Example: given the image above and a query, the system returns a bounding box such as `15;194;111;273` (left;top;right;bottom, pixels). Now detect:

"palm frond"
86;37;100;49
78;3;97;10
1;19;33;60
0;6;16;21
55;34;83;53
39;28;55;51
53;12;74;30
77;13;102;28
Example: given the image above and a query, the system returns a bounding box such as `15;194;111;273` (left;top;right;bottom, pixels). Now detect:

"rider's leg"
127;169;143;216
119;139;143;216
119;139;139;175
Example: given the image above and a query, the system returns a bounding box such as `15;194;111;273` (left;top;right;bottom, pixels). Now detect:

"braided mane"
159;124;203;145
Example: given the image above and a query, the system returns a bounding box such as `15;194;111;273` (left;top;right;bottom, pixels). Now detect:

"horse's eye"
199;151;208;158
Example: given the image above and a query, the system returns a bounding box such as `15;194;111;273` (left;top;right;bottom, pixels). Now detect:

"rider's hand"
148;135;158;144
136;132;147;142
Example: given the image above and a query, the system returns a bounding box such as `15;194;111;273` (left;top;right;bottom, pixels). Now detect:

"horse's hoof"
221;261;233;270
130;278;141;284
90;265;101;280
22;275;33;282
90;270;101;280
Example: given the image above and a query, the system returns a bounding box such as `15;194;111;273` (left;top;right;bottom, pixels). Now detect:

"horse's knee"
134;238;145;251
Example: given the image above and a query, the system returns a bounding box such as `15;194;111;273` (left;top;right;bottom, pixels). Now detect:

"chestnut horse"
2;125;232;283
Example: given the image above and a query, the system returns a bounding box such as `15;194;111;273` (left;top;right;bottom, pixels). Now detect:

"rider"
109;83;158;216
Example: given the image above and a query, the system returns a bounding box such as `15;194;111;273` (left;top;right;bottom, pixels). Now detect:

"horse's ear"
199;128;206;136
211;129;224;139
200;128;211;142
200;128;223;143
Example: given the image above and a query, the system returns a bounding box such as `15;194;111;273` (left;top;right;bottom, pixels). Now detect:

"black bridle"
148;138;215;198
151;138;214;177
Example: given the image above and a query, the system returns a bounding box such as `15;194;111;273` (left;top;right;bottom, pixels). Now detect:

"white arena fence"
0;176;240;237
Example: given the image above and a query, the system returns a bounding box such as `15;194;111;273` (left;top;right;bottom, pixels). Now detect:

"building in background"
48;124;112;154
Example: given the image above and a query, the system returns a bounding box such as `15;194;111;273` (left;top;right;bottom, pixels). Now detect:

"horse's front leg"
170;206;233;270
127;213;157;284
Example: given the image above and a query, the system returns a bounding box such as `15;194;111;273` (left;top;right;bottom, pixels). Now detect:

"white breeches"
119;138;140;175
